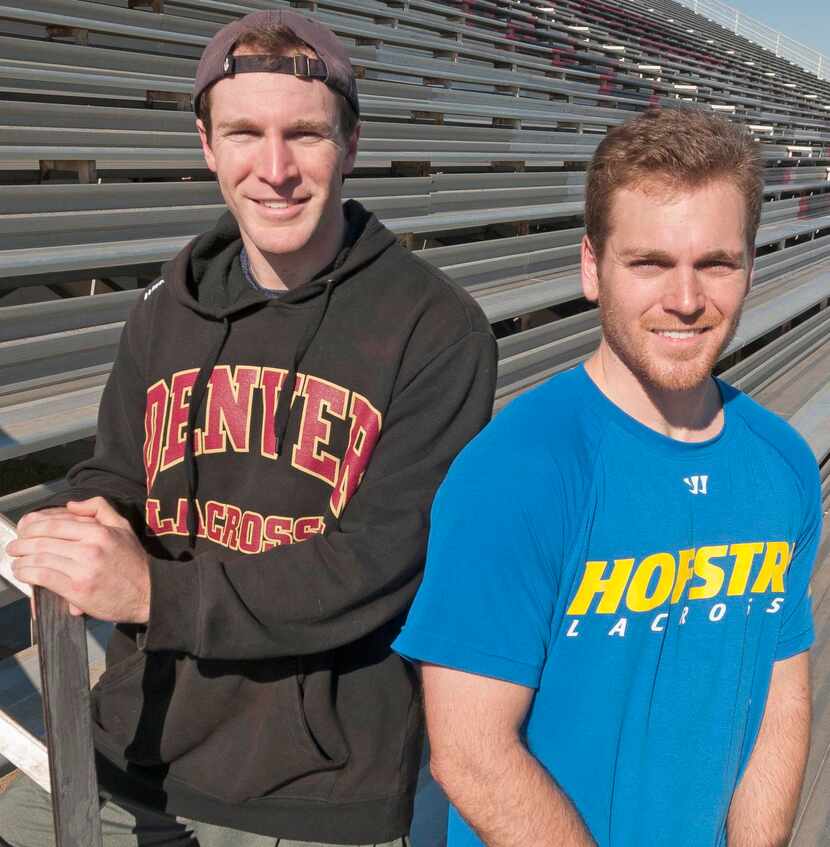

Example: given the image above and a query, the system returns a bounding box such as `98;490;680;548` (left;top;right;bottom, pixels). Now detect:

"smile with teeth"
255;198;305;208
652;328;710;339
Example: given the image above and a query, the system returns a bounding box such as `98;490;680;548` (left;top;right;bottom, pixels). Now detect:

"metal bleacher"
0;0;829;841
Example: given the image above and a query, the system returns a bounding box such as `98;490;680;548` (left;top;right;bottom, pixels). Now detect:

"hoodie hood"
162;199;396;317
158;199;397;544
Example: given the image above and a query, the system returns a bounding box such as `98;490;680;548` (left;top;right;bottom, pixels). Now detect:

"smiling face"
582;178;752;394
196;51;359;288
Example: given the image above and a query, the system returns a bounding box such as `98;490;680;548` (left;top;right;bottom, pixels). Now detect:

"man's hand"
8;497;151;624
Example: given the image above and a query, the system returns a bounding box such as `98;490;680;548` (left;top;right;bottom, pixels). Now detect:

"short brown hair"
196;24;359;143
585;108;764;258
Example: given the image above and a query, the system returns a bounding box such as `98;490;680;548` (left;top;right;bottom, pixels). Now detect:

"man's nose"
662;266;705;316
257;136;299;185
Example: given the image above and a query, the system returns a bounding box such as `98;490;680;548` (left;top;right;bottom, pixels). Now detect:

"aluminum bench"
1;221;827;461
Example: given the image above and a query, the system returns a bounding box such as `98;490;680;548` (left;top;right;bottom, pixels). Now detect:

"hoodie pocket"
95;649;146;692
92;651;348;804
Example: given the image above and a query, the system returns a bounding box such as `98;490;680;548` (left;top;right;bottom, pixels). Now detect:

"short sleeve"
775;455;821;661
393;422;562;689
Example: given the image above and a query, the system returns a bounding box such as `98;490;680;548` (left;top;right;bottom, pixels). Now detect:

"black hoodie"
58;201;496;842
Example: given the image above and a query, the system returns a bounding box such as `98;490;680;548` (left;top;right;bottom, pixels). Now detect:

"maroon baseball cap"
194;9;360;118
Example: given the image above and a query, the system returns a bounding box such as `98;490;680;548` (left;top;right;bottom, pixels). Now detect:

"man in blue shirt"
394;108;820;847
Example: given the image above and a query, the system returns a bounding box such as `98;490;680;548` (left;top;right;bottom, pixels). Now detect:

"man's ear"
196;119;217;174
581;234;600;303
342;122;361;177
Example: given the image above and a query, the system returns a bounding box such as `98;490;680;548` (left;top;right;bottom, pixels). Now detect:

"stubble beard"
597;296;744;393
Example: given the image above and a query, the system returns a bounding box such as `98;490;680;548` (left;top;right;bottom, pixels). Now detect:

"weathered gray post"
35;587;103;847
0;513;102;846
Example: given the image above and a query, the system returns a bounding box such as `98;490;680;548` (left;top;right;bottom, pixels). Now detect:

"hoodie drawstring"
273;279;335;456
182;282;335;549
184;316;231;546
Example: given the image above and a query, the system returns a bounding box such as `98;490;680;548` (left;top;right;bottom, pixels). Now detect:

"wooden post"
146;90;192;111
492;160;526;172
0;516;102;846
493;117;521;130
35;588;103;847
128;0;164;11
397;232;417;251
412;111;444;124
39;160;98;184
391;161;431;177
46;25;88;45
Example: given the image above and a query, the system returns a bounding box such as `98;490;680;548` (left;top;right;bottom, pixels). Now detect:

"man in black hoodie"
3;10;496;846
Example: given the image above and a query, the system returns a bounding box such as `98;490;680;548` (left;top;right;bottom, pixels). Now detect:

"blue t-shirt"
394;364;820;847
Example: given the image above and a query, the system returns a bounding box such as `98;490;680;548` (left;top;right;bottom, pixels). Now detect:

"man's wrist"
136;552;151;624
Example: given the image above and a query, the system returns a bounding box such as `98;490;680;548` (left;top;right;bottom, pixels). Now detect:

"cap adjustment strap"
222;53;328;81
292;54;311;77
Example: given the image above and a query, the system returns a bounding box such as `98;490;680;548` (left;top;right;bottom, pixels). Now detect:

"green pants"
0;772;410;847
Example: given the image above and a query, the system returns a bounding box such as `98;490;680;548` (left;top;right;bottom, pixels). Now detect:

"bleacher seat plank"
788;531;830;847
0;617;110;791
0;384;103;459
724;309;830;398
789;381;830;463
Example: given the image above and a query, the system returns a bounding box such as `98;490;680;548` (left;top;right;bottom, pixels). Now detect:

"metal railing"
673;0;829;81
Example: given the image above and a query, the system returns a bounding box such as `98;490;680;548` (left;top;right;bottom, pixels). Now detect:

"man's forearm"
432;738;596;847
727;655;811;847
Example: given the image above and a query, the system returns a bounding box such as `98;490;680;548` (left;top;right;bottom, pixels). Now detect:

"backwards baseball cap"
194;9;360;118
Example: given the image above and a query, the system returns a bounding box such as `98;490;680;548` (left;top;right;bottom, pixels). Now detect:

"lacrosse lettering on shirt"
564;540;792;639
